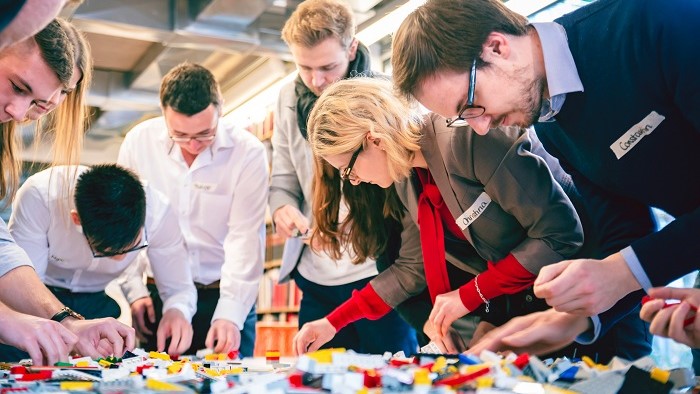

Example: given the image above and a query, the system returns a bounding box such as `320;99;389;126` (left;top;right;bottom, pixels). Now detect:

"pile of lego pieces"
0;347;696;393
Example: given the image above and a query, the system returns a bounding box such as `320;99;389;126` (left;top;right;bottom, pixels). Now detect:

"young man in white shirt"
6;164;196;359
118;63;268;357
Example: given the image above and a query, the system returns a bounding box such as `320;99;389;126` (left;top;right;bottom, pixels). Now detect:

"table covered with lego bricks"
1;348;697;393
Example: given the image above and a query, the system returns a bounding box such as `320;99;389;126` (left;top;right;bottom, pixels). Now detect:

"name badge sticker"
610;111;665;159
193;182;216;192
456;192;492;230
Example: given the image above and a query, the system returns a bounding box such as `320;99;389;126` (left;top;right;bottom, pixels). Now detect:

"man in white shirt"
7;164;196;358
118;63;268;357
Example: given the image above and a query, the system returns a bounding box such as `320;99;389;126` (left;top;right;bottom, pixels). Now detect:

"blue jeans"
294;272;418;354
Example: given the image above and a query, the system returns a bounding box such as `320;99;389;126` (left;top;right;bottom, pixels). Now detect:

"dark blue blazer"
536;0;700;332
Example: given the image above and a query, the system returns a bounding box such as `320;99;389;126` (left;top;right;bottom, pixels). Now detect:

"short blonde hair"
307;77;423;183
281;0;355;49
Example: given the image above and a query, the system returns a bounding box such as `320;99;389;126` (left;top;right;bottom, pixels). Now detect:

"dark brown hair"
392;0;528;98
160;62;221;116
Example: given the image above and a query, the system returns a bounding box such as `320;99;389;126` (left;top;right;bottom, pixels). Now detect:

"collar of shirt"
531;22;584;122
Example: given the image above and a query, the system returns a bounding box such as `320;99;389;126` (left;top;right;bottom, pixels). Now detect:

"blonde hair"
41;19;92;168
0;18;77;204
307;77;423;182
281;0;355;49
307;77;423;263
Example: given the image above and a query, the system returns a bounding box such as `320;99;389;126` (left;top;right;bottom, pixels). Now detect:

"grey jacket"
269;81;315;283
373;114;584;307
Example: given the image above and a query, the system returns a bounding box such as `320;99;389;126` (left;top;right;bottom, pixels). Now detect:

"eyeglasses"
169;134;216;143
446;59;486;127
340;145;363;181
87;227;149;258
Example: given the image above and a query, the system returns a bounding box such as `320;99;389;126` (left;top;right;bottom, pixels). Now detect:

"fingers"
212;329;231;353
147;302;156;324
533;261;569;289
205;327;215;350
273;206;309;238
648;287;697;304
640;298;665;322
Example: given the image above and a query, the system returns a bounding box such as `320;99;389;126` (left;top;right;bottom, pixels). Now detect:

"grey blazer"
269;82;315;283
373;114;584;307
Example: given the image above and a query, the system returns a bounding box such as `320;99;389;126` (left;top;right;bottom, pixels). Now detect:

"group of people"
0;0;697;368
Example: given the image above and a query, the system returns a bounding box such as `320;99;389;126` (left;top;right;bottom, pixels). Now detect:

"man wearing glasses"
118;62;268;357
392;0;700;361
6;164;196;359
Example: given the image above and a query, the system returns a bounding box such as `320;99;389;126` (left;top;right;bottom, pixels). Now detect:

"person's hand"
62;317;135;358
467;308;590;356
640;287;700;348
130;297;155;341
468;321;496;348
156;309;193;355
0;308;77;365
429;289;470;338
205;319;241;354
534;253;641;315
272;205;309;239
293;318;336;355
422;319;467;354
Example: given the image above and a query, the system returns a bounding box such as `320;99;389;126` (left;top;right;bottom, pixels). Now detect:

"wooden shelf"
257;307;299;315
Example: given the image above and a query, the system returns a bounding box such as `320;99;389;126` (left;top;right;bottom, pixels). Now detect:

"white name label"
193;182;215;192
456;192;492;230
610;111;665;160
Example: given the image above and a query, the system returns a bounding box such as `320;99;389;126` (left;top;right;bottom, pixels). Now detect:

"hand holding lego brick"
429;289;469;339
62;317;135;359
205;319;241;354
272;205;310;239
293;318;336;355
157;309;193;355
422;319;467;354
0;304;77;366
640;287;699;348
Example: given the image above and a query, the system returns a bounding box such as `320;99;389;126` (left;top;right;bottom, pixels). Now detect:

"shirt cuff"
575;315;600;344
120;277;150;304
162;303;194;323
212;297;247;330
620;246;652;291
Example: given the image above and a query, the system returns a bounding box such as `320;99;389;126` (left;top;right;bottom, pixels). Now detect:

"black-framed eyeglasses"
87;227;149;258
446;59;486;128
340;145;363;181
169;134;217;143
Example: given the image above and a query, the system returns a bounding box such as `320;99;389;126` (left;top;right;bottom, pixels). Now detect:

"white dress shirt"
8;165;197;321
118;117;268;329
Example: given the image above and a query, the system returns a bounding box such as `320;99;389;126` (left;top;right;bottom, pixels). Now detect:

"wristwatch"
50;307;85;322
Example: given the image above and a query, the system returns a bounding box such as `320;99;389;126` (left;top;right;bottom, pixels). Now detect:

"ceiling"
56;0;408;142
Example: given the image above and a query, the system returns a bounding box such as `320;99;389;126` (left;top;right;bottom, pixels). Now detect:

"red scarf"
416;169;453;303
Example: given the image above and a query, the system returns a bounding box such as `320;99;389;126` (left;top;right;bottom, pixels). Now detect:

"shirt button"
525;294;533;302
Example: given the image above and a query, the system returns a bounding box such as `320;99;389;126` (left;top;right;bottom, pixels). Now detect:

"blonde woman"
294;77;650;362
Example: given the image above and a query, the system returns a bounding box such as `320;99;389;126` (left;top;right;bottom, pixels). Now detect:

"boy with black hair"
7;164;196;359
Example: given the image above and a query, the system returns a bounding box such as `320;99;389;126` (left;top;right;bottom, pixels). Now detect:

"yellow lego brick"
650;367;670;384
167;362;183;374
145;378;184;391
98;359;112;368
413;368;431;385
149;351;171;361
75;361;90;367
60;381;94;391
306;348;346;363
431;356;447;372
476;376;494;388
